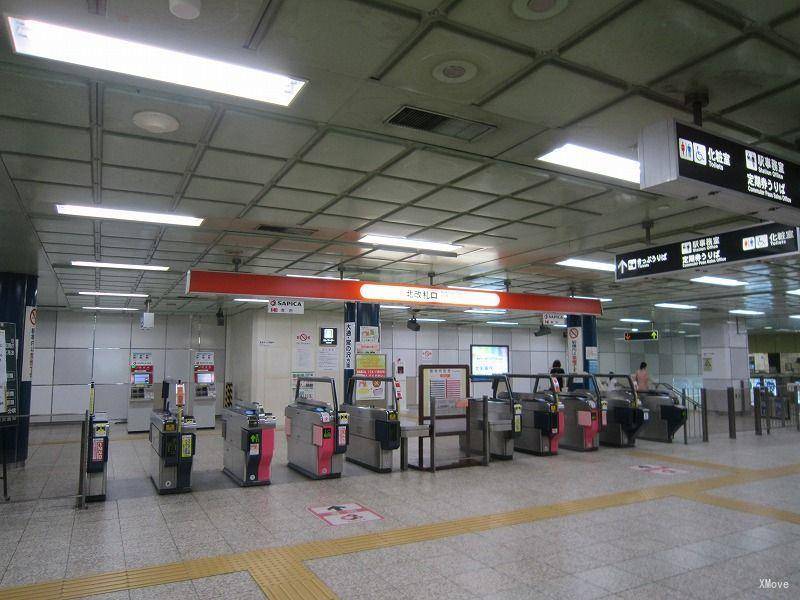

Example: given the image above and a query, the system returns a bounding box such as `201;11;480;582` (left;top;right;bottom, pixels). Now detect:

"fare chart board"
615;222;799;281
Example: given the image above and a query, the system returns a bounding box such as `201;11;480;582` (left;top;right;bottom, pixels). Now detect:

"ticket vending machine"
128;352;154;433
191;351;216;429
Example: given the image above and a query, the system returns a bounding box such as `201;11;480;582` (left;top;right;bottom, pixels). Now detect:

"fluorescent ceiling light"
691;276;747;287
359;234;461;254
71;260;169;271
361;284;499;307
686;334;700;338
56;205;203;227
380;305;409;310
557;258;615;272
465;308;506;314
286;274;360;281
654;303;697;310
552;324;567;328
417;318;446;322
7;17;305;106
82;306;138;311
787;289;800;296
678;330;686;334
789;315;800;320
630;328;639;332
764;326;773;329
538;143;640;183
574;295;612;302
612;327;628;331
233;298;269;303
680;322;700;327
487;321;518;326
620;318;650;323
79;291;148;298
729;309;764;315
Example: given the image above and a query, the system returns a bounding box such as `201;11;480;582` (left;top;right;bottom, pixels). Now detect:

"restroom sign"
269;299;304;314
307;502;384;526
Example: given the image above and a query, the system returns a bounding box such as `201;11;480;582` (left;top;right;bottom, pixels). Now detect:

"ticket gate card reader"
343;376;401;473
459;375;522;460
128;354;154;433
596;374;649;447
285;377;349;480
556;374;606;452
222;401;277;486
498;375;564;456
191;352;216;429
637;389;687;443
149;410;196;493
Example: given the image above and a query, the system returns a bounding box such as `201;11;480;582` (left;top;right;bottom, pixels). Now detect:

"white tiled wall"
31;310;226;421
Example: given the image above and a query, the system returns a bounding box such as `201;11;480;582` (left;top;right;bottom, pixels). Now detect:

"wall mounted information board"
470;345;509;378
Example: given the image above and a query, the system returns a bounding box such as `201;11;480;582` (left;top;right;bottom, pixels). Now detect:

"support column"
0;272;37;465
566;315;598;374
343;302;380;396
700;317;749;412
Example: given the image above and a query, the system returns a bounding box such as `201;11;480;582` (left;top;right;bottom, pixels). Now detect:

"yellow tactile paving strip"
3;453;800;600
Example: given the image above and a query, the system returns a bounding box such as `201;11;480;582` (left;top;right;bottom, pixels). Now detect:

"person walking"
550;359;565;391
633;362;650;390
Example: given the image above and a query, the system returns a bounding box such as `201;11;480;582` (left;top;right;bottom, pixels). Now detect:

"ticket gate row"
221;401;277;486
343;376;400;473
637;388;687;443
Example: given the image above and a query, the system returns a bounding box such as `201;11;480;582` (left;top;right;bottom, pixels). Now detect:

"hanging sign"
615;222;798;281
344;321;355;370
624;330;659;341
21;307;36;382
0;330;6;413
268;299;304;314
566;327;583;373
542;313;566;326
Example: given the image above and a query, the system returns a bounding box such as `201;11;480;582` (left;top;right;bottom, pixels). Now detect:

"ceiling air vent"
256;224;316;236
385;106;495;142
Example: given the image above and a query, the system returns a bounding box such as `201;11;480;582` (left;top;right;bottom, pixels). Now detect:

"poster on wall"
21;306;36;382
291;371;315;401
293;330;314;371
317;346;339;372
566;327;583;373
419;365;469;419
355;353;387;402
359;326;379;343
0;330;6;413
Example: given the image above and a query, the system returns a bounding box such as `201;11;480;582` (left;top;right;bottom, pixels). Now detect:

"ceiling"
1;0;800;333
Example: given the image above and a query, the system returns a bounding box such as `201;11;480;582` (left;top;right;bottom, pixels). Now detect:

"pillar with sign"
343;302;380;395
701;318;749;412
566;315;598;374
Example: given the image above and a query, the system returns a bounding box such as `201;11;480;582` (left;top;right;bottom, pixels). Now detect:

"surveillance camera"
406;316;420;332
216;307;225;327
534;324;551;337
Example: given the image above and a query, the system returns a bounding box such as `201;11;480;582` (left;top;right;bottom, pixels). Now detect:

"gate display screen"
471;345;509;378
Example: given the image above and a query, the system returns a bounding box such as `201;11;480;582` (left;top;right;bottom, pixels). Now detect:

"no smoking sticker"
308;502;384;526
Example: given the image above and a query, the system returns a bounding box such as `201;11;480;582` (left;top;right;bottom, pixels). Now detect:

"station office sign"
639;120;800;224
615;222;799;281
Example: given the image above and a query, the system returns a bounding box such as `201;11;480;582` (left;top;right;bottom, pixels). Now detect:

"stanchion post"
75;410;88;509
754;388;762;436
682;389;688;445
700;388;709;443
727;387;736;439
482;395;490;467
766;394;772;435
430;394;436;473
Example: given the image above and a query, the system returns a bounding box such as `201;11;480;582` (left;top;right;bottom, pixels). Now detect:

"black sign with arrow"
624;331;659;341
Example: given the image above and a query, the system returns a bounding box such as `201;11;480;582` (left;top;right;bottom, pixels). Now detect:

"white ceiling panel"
455;164;548;195
0;118;90;160
195;149;285;184
15;181;91;215
525;207;600;228
327;197;395;219
408;228;469;244
177;198;245;219
514;177;605;205
103;133;193;173
157;240;208;253
102;88;213;144
725;83;800;136
473;198;548;220
3;154;91;186
561;0;740;84
385;206;453;226
304;213;368;231
38;232;92;246
242;206;311;225
717;0;800;23
184;176;261;204
352;175;435;203
211;111;316;158
160;228;219;244
382;27;532;103
484;64;623;127
103;165;181;195
383;149;484;184
416;188;496;211
100;236;154;250
279;163;363;194
438;214;506;233
448;0;626;51
101;190;173;212
257;187;332;212
102;248;152;260
303;132;405;171
0;69;89;127
100;221;160;239
488;222;552;240
568;190;645;214
360;222;422;237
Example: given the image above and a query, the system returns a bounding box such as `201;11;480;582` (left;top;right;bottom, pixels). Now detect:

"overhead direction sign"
615;222;799;281
624;330;658;341
639;120;800;223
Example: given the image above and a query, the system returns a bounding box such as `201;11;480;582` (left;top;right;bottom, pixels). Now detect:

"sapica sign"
269;298;304;314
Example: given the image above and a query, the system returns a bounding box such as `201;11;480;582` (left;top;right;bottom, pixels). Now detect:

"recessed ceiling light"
132;111;180;134
79;291;148;298
233;298;269;303
359;234;461;254
380;305;409;310
729;309;764;315
71;260;169;271
654;303;697;310
417;318;446;322
573;295;612;302
512;0;569;20
557;258;616;272
82;306;139;311
691;276;747;287
7;17;306;106
285;274;360;281
620;318;650;323
487;321;518;326
465;308;507;314
169;0;202;20
57;205;203;226
538;143;640;183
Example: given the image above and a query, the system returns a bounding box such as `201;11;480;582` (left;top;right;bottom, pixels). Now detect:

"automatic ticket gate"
86;412;110;501
500;375;564;456
637;388;687;443
285;377;349;479
343;376;401;473
222;401;277;486
459;375;521;460
596;374;649;447
552;374;607;452
149;411;196;493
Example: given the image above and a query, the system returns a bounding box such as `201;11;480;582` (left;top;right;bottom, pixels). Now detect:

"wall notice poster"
21;306;36;382
344;321;355;370
355;353;387;402
359;326;379;343
420;365;469;418
567;327;583;373
293;330;314;371
317;346;339;373
0;330;6;413
291;371;315;401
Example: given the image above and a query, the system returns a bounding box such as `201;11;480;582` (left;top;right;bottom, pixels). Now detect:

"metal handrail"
656;382;701;408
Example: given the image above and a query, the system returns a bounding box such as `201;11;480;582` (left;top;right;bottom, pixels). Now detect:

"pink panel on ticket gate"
577;411;592;427
285;417;291;437
338;425;347;447
315;425;334;476
258;428;275;482
582;410;601;449
601;410;607;428
549;411;565;453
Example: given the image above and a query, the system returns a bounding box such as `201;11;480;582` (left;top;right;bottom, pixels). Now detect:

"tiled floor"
0;422;799;598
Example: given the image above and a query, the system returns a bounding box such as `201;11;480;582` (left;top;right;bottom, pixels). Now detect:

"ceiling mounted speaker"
133;111;180;134
512;0;569;20
169;0;202;20
432;60;478;84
